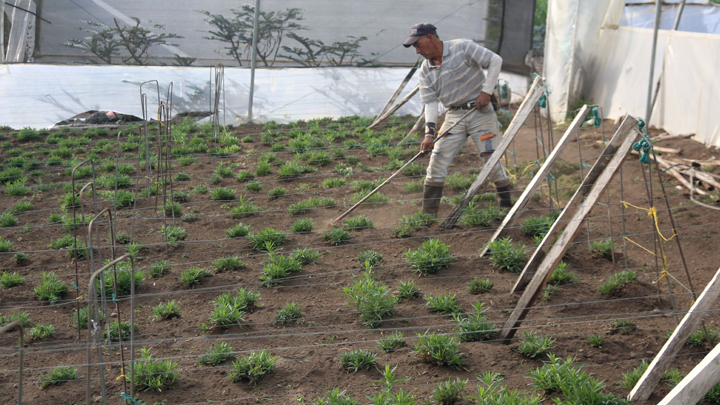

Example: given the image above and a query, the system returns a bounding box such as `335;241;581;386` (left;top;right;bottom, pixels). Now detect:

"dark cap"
403;23;437;48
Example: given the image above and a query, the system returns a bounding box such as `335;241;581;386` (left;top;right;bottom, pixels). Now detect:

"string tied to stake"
632;134;653;164
120;392;143;404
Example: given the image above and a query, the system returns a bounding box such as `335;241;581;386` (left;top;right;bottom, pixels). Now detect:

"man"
403;23;512;215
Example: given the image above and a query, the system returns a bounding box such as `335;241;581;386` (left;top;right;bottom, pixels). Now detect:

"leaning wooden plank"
511;116;639;294
369;58;422;129
629;265;720;401
658;342;720;405
497;118;639;343
368;85;420;130
441;75;545;229
479;105;591;257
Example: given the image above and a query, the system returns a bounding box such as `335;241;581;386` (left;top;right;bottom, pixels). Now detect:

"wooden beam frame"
368;58;422;129
658;341;720;405
479;105;591;257
629;265;720;401
368;84;419;130
497;116;639;343
510;116;639;294
441;75;545;229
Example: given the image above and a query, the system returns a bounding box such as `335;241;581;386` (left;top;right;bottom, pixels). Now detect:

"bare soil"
1;111;719;405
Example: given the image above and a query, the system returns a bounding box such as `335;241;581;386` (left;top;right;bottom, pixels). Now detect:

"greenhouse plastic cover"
544;0;720;147
0;64;529;129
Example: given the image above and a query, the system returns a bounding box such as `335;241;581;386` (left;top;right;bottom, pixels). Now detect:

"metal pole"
645;0;663;123
1;0;5;63
672;0;687;31
247;0;260;123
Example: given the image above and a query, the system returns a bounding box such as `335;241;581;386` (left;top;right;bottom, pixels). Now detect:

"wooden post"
511;116;639;294
441;75;545;229
628;265;720;401
658;342;720;405
369;58;423;129
479;105;591;257
497;116;639;343
367;85;419;130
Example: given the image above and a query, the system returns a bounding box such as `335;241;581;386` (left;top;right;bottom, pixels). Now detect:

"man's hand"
420;136;434;156
475;92;491;109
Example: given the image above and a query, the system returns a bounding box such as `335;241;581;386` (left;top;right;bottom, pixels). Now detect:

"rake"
334;108;476;222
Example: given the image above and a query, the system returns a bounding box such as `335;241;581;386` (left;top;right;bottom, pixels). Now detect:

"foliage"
160;225;189;247
34;272;68;304
130;348;178;392
590;238;615;258
247;228;287;251
343;215;374;231
397;280;420;300
467;277;494;294
598;270;637;295
0;271;24;288
290;217;314;233
454;302;495;342
226;222;251;238
405;238;453;276
149;260;171;278
313;388;361;405
588;335;604;348
323;228;351;245
228;349;277;384
282;33;368;67
413;331;466;369
357;250;382;267
519;331;555;358
378;331;406;353
180;267;212;287
290;247;320;265
210;187;236;200
485;238;526;272
65;18;183;65
460;201;503;227
433;378;467;405
212;256;246;272
198;342;234;366
620;360;648;389
548;261;578;285
688;326;719;347
339;349;377;373
104;320;136;342
612;319;637;335
400;211;437;227
29;324;57;341
153;300;181;320
40;366;78;389
201;6;305;67
343;269;397;328
275;302;302;324
425;294;462;315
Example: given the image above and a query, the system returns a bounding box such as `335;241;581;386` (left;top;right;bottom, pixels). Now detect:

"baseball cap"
403;23;437;48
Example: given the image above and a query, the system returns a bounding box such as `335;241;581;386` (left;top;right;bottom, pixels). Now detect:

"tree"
64;18;183;65
200;5;305;67
64;20;121;64
281;34;368;67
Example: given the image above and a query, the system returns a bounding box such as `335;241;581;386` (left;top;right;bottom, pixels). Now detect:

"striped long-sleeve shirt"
418;39;502;107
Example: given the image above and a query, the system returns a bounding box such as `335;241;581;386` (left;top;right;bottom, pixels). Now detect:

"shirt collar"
428;42;448;70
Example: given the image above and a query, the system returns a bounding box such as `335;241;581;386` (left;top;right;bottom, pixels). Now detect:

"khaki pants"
424;105;509;188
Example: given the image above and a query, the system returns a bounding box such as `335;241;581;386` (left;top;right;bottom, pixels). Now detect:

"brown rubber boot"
422;185;444;216
496;184;513;208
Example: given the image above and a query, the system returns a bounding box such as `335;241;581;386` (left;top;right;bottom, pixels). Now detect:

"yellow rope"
623;237;655;256
621;201;677;242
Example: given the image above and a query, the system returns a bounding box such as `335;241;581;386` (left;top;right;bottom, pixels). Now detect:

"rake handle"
334;108;476;222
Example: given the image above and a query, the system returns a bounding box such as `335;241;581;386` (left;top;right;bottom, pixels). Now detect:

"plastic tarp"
544;0;720;146
621;4;720;34
0;64;528;129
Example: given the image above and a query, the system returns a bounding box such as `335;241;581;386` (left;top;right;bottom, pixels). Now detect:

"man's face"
412;36;432;59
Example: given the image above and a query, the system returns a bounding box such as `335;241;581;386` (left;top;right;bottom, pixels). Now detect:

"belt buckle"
466;101;476;110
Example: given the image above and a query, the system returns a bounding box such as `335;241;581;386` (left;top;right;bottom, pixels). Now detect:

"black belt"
448;101;476;110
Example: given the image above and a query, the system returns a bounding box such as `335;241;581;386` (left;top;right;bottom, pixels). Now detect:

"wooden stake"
497;116;639;343
511;116;639;294
658;340;720;405
629;265;720;401
441;76;545;229
479;105;591;257
369;58;423;129
368;85;419;130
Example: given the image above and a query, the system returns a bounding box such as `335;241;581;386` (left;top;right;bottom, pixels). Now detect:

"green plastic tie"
632;133;653;164
592;106;601;128
501;82;509;99
120;392;144;404
538;92;547;108
112;293;118;303
71;282;79;290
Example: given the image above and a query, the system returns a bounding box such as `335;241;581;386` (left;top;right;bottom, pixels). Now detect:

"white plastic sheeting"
0;64;528;129
544;0;720;147
621;4;720;34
